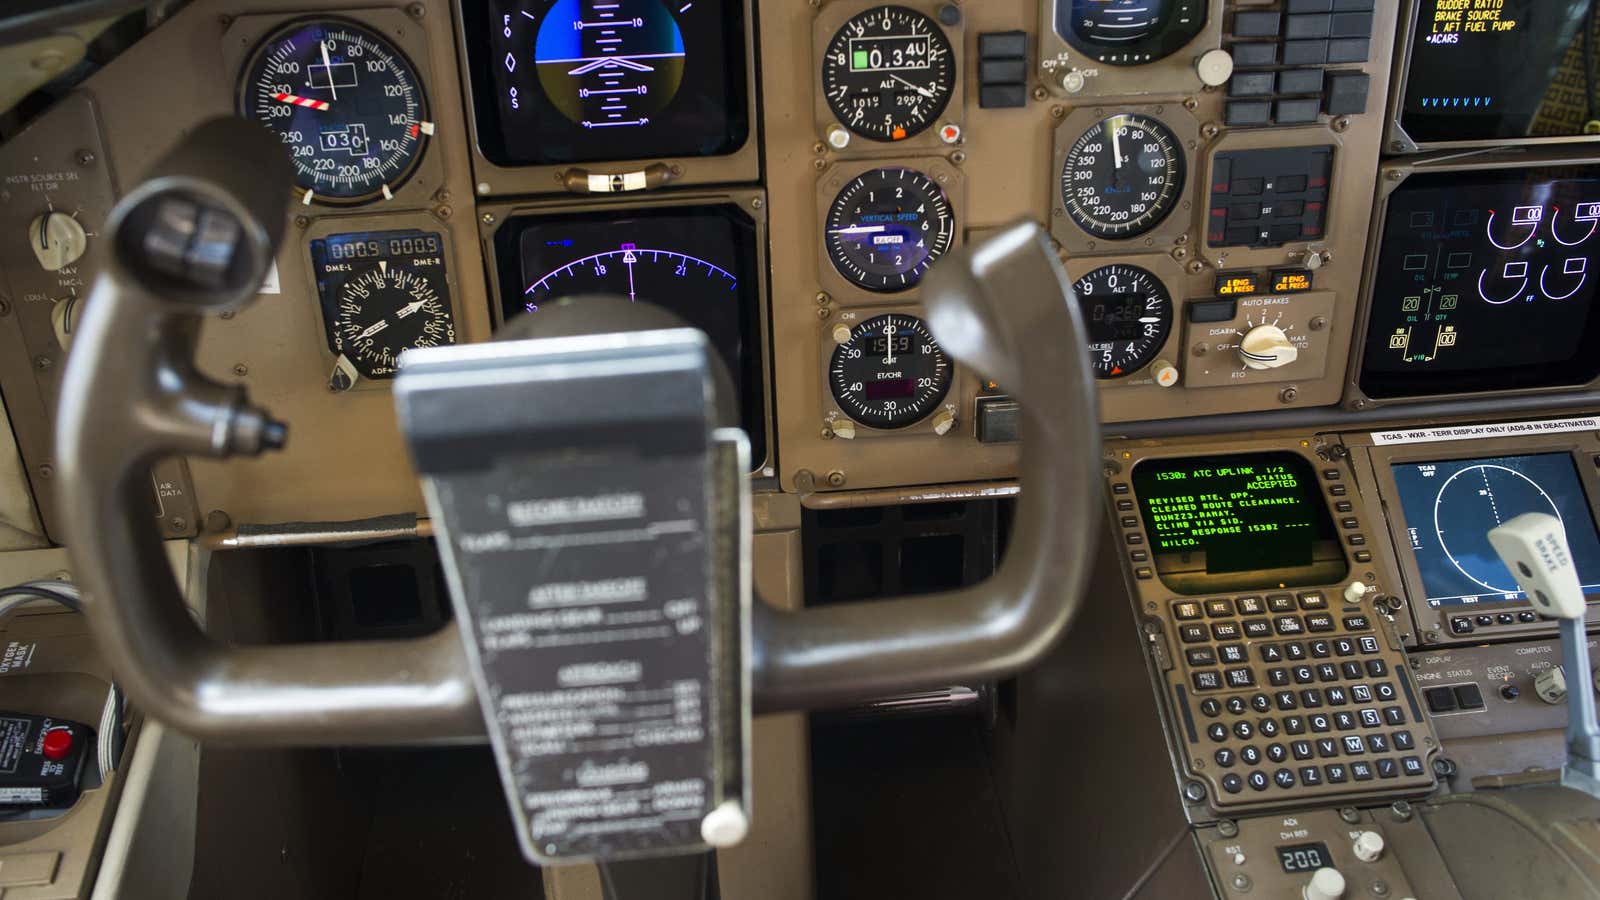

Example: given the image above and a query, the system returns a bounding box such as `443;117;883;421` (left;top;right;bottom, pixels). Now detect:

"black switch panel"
977;30;1027;109
1207;146;1333;248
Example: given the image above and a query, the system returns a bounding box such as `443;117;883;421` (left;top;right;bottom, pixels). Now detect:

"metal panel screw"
1280;386;1299;403
233;364;248;377
826;470;846;487
1390;800;1413;821
1231;873;1251;892
37;465;52;479
76;150;95;166
34;356;52;371
1181;780;1206;802
1372;879;1390;897
406;3;425;19
1217;819;1239;838
0;297;10;316
1432;757;1457;778
751;197;763;209
482;212;496;226
1340;807;1360;824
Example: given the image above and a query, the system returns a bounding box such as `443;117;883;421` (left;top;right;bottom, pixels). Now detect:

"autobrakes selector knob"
1238;324;1299;370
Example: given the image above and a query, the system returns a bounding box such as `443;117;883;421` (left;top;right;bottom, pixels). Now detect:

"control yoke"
55;119;1102;749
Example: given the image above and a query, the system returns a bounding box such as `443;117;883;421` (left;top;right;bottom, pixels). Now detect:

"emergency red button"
41;728;72;761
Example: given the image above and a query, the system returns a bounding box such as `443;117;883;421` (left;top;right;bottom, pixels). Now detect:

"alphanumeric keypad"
1168;585;1435;806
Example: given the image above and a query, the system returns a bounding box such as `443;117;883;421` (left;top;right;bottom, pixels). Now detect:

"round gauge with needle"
825;166;955;292
1071;263;1173;378
821;5;955;142
828;312;952;428
1060;113;1184;239
238;17;431;205
310;230;455;384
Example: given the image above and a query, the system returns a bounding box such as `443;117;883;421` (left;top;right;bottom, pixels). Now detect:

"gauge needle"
830;224;886;236
1110;122;1124;171
272;92;331;111
358;320;389;341
625;256;636;302
889;74;934;99
882;322;898;365
396;300;428;319
321;40;339;102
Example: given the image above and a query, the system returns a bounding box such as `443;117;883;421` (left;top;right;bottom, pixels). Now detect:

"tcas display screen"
495;204;766;465
1359;166;1600;398
464;0;750;166
1391;453;1600;609
1132;452;1346;594
1401;0;1599;143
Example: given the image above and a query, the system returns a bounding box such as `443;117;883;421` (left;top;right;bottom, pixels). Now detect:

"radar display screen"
465;0;750;166
495;204;765;464
1401;0;1599;144
1359;166;1600;398
1391;453;1600;609
1132;452;1346;594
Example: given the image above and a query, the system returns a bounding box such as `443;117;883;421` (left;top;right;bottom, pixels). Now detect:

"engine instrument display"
825;167;955;292
238;18;429;204
1052;0;1206;65
1391;453;1600;609
828;313;952;428
310;230;455;382
468;0;750;166
1072;264;1172;378
1401;0;1600;144
1132;452;1346;593
497;204;766;463
1359;165;1600;398
821;6;955;142
1060;113;1184;239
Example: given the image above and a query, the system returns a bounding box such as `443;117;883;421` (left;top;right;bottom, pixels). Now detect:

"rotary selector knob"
29;210;88;272
1152;359;1180;388
1343;581;1370;605
1303;867;1346;900
931;409;956;436
1537;666;1568;704
1238;324;1299;370
1352;830;1385;863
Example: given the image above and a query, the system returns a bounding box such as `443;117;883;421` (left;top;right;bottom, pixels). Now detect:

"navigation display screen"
1359;166;1600;398
1132;452;1347;594
464;0;750;166
495;204;766;465
1392;453;1600;609
1401;0;1600;143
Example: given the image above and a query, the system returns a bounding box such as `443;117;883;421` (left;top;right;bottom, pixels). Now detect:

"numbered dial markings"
333;262;455;378
822;5;955;142
829;313;952;428
1061;114;1184;239
239;18;430;203
826;167;955;292
1073;264;1173;379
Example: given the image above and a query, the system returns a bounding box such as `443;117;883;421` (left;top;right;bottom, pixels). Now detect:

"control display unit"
1059;113;1185;239
309;229;455;381
1400;0;1600;144
466;0;750;166
1051;0;1205;66
1358;165;1600;398
824;166;955;292
1071;263;1172;379
1390;452;1600;610
237;17;429;204
820;5;955;142
1132;452;1347;593
495;204;766;463
827;313;952;428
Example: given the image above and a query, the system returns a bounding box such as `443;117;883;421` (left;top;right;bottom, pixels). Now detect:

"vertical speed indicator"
821;6;955;142
825;167;955;292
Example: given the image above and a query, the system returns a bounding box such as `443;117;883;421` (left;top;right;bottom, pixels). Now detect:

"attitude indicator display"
471;0;749;166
